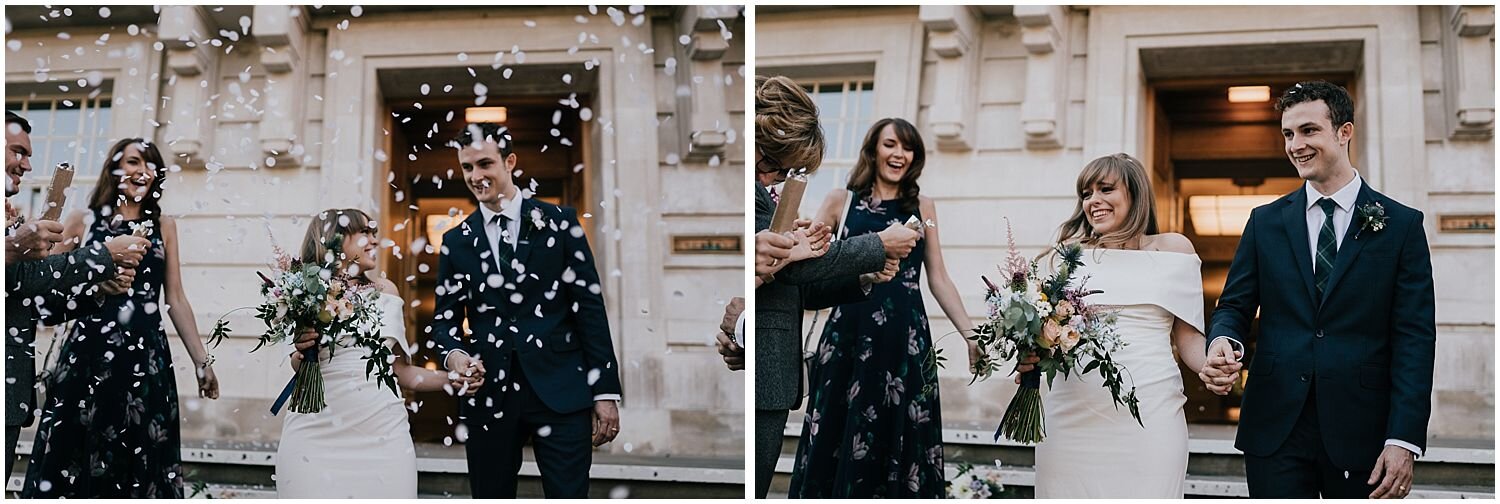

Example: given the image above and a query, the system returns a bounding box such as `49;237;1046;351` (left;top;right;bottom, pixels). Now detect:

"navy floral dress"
23;212;184;498
788;194;945;498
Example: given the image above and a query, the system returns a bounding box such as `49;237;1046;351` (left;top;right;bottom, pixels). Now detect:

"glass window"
791;79;875;219
7;94;114;181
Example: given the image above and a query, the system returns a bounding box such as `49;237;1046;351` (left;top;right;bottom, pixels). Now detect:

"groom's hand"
592;400;621;447
1200;338;1243;395
1368;445;1415;498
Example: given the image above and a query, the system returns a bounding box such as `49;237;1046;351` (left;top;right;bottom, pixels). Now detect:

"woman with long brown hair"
24;138;218;497
1031;153;1212;498
787;117;976;498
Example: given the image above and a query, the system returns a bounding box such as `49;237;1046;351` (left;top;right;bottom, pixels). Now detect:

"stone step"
770;455;1496;499
10;438;744;499
780;420;1495;488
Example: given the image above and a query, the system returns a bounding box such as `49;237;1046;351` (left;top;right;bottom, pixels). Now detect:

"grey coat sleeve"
772;233;886;286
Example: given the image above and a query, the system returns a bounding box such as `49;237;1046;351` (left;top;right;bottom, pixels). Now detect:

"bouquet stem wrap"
271;345;325;415
996;369;1045;443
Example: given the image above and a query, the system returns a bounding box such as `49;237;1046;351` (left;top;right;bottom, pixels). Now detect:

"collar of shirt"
1304;170;1362;213
476;191;525;226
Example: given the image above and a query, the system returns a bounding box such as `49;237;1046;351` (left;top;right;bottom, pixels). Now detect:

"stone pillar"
678;5;736;162
1015;5;1069;150
157;6;220;168
1441;6;1495;140
919;5;980;152
253;5;310;168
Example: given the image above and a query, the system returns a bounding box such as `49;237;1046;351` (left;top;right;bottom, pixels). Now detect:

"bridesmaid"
23;138;219;498
788;118;979;498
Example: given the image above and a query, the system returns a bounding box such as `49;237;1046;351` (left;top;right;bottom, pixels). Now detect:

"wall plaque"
672;235;742;254
1439;214;1494;233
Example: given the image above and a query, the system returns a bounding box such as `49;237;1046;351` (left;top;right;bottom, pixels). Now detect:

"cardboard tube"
767;174;808;233
39;162;73;221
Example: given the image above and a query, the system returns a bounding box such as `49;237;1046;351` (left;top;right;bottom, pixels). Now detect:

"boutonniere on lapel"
1355;201;1387;239
527;207;547;233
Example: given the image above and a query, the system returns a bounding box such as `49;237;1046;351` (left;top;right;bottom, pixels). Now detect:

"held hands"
98;267;137;296
1368;445;1415;498
754;230;796;276
443;352;486;397
103;234;150;269
7;219;64;261
787;219;831;262
1198;338;1243;395
877;222;922;260
860;257;901;285
591;400;621;447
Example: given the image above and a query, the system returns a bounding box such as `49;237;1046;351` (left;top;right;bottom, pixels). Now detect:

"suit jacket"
429;198;623;422
1210;180;1435;470
754;183;885;411
5;242;117;427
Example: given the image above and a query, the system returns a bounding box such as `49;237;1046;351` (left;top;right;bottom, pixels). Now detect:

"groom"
432;123;623;498
1204;81;1435;499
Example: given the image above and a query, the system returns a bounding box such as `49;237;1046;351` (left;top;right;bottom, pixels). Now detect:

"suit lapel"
1280;189;1319;305
1319;181;1373;306
514;198;536;269
458;210;497;273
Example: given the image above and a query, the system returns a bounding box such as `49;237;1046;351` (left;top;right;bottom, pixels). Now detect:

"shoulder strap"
837;189;855;241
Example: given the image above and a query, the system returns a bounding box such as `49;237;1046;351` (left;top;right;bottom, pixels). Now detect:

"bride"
1029;154;1212;498
274;208;484;498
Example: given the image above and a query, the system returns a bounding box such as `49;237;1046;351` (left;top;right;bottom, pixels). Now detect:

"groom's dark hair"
1275;81;1354;129
451;122;513;158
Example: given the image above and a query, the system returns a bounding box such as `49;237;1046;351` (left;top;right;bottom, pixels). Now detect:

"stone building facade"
759;5;1493;445
7;4;746;461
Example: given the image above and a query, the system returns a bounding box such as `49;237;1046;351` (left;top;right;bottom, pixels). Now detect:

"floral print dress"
23;213;184;498
788;195;945;498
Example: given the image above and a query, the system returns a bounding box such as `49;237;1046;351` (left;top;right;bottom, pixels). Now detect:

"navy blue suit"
429;198;622;498
1211;180;1435;497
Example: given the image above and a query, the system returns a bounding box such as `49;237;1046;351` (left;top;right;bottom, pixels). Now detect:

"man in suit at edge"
430;123;622;498
1202;81;1435;499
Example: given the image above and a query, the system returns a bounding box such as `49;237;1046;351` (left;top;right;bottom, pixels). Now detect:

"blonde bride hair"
1053;153;1159;251
300;208;376;268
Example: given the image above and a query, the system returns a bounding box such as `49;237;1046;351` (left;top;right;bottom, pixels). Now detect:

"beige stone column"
919;5;980;151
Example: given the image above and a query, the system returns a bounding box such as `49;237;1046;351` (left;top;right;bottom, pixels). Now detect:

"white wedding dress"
1033;249;1204;498
275;292;418;498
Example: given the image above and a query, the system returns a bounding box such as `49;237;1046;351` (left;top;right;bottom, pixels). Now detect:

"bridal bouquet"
968;219;1139;444
208;235;397;414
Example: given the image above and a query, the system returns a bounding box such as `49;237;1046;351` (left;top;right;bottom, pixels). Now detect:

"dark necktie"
491;214;514;270
1314;198;1338;298
769;187;780;205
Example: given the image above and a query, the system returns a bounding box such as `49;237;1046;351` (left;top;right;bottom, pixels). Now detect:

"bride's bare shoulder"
370;275;399;295
1143;233;1196;255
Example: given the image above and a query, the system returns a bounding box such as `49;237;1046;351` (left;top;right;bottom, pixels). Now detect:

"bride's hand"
966;340;984;375
197;365;220;400
1011;353;1041;384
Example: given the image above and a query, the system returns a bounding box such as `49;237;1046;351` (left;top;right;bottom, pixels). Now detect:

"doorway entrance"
1143;49;1358;424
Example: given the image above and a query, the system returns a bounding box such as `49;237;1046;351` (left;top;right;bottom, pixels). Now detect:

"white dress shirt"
476;195;523;270
451;192;620;403
1304;174;1360;271
1213;172;1419;457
